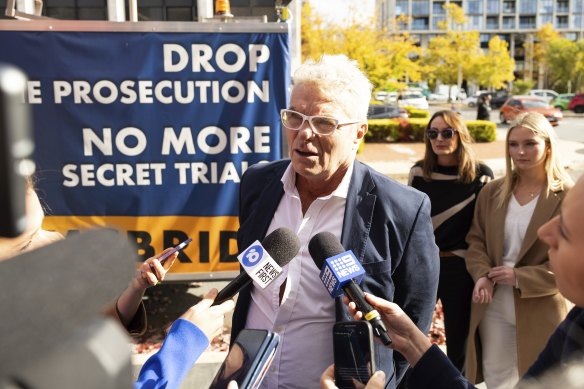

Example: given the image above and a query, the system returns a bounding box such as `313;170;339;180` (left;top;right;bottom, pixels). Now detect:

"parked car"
374;91;388;101
427;92;449;103
367;104;409;119
397;92;429;110
463;90;489;107
528;89;559;103
568;94;584;113
490;92;511;108
500;96;563;126
550;93;575;111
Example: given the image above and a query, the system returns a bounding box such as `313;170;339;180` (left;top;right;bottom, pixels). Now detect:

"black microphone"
212;227;300;306
308;232;392;345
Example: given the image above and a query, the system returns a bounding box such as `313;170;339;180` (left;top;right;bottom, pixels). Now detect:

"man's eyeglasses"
426;127;456;140
280;109;361;136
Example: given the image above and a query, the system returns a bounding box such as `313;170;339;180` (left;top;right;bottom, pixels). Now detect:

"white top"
245;162;354;389
502;194;538;268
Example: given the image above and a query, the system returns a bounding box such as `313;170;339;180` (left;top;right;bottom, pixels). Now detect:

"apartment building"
377;0;584;75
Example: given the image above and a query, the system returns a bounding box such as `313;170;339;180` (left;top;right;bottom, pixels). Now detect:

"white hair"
292;55;372;121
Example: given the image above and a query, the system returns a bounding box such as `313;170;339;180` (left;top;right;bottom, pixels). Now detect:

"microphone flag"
238;240;283;289
319;250;365;298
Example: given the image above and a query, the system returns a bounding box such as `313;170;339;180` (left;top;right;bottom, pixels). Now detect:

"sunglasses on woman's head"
426;127;456;140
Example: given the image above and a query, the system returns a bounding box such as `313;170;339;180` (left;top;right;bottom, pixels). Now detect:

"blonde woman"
464;112;573;388
408;110;493;372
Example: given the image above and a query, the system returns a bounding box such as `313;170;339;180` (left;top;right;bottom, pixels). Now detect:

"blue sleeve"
134;319;209;389
409;345;476;389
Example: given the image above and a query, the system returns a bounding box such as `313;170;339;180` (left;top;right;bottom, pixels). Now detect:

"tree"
300;2;423;91
423;4;481;100
546;37;584;92
523;24;560;87
473;36;515;90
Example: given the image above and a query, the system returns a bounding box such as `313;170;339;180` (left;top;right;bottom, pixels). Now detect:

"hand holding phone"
333;321;376;389
209;329;279;389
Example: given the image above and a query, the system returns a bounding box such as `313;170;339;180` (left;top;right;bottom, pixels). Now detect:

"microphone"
212;227;300;306
308;232;392;345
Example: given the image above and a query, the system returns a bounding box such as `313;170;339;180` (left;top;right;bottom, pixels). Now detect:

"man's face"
286;83;365;185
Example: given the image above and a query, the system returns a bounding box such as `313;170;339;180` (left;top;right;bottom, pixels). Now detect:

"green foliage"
403;107;430;118
512;79;534;95
467;120;497;142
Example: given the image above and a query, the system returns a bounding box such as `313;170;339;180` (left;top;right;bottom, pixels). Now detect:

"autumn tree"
523;24;560;87
546;37;584;92
472;36;515;90
423;4;481;100
300;2;422;91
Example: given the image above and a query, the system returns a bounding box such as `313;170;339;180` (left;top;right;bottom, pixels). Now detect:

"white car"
529;89;559;103
397;92;429;110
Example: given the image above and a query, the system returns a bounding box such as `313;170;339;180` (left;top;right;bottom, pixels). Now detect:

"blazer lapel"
341;162;375;263
252;164;287;240
515;189;562;264
488;182;507;266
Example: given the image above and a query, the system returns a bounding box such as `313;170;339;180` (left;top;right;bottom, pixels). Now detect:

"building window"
556;0;569;12
539;0;553;12
44;0;107;20
480;33;490;48
573;14;583;29
540;14;553;25
468;15;483;29
503;0;516;12
564;32;578;41
433;1;446;14
486;16;499;28
466;0;483;14
519;0;537;13
431;15;445;29
412;17;430;30
520;15;536;28
503;15;516;28
486;0;500;13
396;0;409;15
412;0;430;15
555;15;568;28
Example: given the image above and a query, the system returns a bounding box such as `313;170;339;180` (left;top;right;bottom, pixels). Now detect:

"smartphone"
208;329;280;389
157;237;192;265
333;321;376;389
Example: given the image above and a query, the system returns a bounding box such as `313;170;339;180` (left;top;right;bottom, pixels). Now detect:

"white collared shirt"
245;162;354;389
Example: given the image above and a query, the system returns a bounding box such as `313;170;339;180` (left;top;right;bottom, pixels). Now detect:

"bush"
512;80;533;95
366;117;496;143
467;120;497;142
403;106;430;118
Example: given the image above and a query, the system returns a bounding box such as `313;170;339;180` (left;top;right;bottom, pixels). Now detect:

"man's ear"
355;122;368;143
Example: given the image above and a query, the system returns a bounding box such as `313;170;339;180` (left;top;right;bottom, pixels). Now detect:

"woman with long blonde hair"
464;112;573;388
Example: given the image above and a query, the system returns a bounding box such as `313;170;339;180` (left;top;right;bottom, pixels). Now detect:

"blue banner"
0;25;290;274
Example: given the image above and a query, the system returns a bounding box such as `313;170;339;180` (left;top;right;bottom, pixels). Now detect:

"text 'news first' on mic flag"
238;240;283;289
319;251;365;298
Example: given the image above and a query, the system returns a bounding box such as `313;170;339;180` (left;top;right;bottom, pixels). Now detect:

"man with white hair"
231;55;439;388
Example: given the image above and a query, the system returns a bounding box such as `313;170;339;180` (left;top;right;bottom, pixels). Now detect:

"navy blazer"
231;159;439;388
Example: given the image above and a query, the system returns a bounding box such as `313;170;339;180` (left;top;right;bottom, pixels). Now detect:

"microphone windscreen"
308;231;345;270
262;227;300;267
0;229;136;378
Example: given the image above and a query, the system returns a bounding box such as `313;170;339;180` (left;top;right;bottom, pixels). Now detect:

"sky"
308;0;376;26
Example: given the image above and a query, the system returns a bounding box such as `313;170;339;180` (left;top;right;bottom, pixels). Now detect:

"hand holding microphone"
308;232;392;346
212;227;300;306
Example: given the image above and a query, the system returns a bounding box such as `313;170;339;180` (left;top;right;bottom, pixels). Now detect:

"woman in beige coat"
464;112;573;388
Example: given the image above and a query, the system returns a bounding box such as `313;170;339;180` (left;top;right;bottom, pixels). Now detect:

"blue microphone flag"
319;250;365;298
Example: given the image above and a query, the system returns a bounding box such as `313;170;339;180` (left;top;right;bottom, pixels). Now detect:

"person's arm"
346;295;477;389
105;248;179;333
135;288;235;389
391;194;440;380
